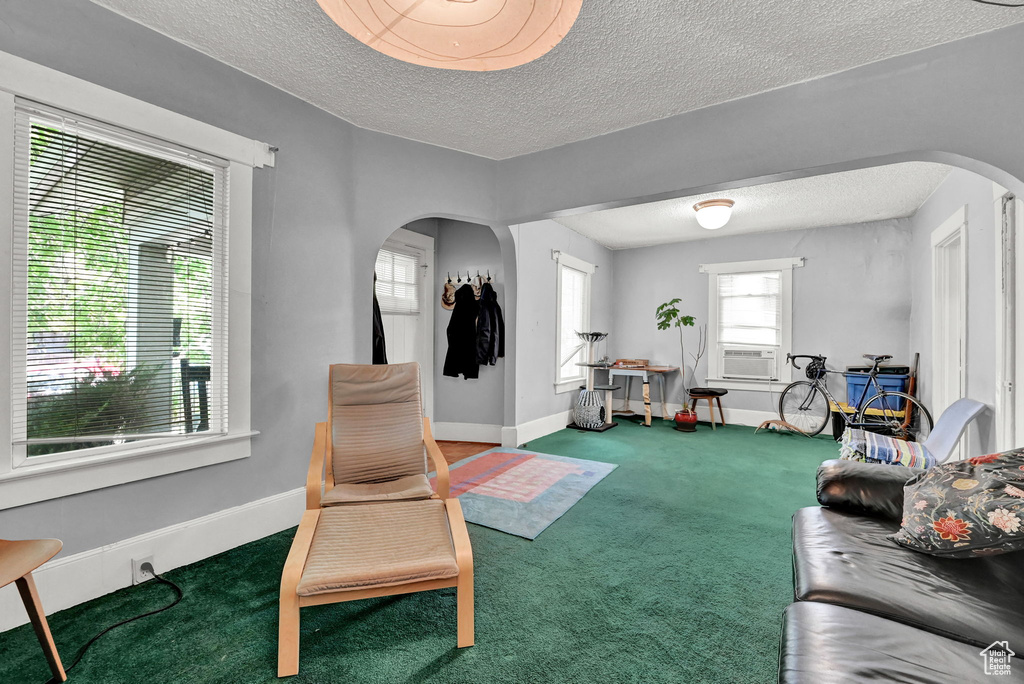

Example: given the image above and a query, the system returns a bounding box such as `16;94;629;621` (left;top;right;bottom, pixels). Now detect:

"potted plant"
656;298;707;431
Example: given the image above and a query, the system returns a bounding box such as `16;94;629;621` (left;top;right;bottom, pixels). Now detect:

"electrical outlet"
132;556;154;585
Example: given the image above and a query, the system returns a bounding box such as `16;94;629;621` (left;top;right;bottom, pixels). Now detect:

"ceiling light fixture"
315;0;583;71
693;199;735;230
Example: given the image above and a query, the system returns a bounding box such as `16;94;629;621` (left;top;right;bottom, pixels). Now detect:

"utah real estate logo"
981;641;1014;676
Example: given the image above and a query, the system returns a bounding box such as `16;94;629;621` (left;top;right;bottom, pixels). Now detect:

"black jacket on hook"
476;282;504;366
443;284;480;380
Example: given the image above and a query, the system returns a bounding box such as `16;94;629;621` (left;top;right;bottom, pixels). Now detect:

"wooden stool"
0;539;66;682
688;388;728;430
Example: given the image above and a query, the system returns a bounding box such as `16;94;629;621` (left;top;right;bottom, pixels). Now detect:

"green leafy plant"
27;364;161;456
656;299;706;400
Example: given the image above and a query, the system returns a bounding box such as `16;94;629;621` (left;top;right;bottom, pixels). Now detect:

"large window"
13;103;228;460
0;51;273;509
554;251;594;392
702;257;803;388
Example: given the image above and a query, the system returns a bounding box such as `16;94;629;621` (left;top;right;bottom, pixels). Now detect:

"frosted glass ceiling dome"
315;0;583;71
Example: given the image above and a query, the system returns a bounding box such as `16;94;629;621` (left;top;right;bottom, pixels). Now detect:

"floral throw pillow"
889;448;1024;558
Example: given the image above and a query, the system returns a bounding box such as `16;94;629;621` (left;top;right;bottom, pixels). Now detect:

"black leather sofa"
779;459;1024;683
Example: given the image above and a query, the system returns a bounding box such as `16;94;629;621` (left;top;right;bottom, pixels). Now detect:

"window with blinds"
557;263;590;383
717;270;782;346
12;101;229;458
375;246;421;315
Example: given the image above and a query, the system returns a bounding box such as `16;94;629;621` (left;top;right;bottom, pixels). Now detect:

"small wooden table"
607;365;678;427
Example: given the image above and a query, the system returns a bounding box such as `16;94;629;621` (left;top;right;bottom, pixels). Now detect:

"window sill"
554;378;585;394
702;378;789;393
0;430;258;510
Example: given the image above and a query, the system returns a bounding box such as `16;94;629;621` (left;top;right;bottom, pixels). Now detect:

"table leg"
620;376;632;414
658;374;670;420
642;380;652;427
604;389;614;425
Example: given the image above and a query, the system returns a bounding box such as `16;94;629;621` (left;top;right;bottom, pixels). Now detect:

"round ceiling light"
315;0;583;72
693;199;735;230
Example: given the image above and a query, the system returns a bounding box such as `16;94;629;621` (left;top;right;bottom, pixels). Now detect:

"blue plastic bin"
845;372;908;410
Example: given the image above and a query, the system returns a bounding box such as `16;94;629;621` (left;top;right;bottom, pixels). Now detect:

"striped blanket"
839;427;935;469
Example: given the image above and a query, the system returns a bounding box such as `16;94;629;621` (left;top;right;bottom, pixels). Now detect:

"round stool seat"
689;387;728;397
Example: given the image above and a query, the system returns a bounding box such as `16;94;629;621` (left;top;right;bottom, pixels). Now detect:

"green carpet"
0;421;835;684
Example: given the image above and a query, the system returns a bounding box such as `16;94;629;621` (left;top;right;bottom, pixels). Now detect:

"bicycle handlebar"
786;353;825;370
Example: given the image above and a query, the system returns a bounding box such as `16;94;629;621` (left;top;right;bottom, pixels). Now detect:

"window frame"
0;50;274;510
701;257;804;392
552;250;595;394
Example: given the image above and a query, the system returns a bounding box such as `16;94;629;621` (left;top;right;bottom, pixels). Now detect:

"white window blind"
375;246;421;315
12;101;229;458
717;270;782;346
557;264;588;382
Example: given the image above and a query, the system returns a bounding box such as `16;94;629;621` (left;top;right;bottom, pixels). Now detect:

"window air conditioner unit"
721;346;778;380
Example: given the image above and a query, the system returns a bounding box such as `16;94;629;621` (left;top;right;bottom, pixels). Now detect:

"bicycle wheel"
778;381;830;436
857;391;934;442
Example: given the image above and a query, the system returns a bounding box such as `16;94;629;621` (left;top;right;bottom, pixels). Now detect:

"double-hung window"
0;51;274;509
375;246;421;315
702;257;803;388
553;251;594;392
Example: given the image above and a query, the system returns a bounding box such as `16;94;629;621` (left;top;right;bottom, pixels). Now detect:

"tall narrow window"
554;252;594;390
375;246;421;315
12;102;229;460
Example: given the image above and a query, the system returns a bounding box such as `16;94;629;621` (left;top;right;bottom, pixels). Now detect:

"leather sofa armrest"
816;459;923;521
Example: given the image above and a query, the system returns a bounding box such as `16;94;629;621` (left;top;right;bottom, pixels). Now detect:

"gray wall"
433;220;505;425
908;167;999;454
610;221;914;414
511;219;614;424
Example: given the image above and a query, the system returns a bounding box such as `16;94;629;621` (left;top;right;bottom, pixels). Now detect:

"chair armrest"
305;422;328;510
424;417;451;499
445;498;473;574
280;509;320;595
816;459;922;521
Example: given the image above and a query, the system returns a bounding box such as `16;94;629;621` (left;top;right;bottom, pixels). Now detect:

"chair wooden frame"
279;419;470;677
1;539;67;682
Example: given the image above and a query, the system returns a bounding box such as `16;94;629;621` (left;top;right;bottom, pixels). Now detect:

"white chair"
921;398;987;465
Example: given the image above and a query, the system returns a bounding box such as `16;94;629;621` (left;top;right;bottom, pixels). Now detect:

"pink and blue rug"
431;447;617;540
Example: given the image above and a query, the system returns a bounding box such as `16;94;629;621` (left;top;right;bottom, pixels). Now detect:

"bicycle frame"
792;361;902;432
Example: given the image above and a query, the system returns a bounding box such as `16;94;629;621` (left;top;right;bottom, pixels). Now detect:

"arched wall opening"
507;158;1023;456
372;217;517;444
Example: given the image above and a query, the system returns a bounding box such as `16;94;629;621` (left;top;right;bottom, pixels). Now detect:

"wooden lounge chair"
277;363;473;677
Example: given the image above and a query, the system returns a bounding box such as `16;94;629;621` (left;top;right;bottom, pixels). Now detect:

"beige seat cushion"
320;475;434;505
296;500;459;597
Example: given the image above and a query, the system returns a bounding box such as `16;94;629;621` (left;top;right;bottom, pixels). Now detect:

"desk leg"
621;376;632;414
658;374;670;420
604;389;614;425
642;380;652;427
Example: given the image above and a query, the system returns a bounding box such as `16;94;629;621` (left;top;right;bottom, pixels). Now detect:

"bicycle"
777;353;933;440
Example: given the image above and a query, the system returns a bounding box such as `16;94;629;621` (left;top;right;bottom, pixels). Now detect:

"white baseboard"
658;402;776;428
432;422;503;443
0;486;305;633
505;410;573;447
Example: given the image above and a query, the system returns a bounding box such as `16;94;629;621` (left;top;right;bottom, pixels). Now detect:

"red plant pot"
674;409;698;432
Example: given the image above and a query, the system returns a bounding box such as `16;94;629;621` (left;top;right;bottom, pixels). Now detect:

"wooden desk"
607;365;678;426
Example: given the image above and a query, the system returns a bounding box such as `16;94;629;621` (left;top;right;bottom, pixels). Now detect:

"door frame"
931;206;967;432
996;190;1024;450
382;227;435;420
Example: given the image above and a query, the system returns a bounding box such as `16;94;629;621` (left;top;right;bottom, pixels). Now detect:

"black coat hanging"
476;282;504;366
443;284;480;379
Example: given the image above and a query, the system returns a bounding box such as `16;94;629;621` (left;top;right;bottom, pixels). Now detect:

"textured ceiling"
553;163;952;249
89;1;1024;159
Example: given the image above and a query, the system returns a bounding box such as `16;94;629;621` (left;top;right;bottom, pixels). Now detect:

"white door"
931;206;967;457
376;228;435;419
